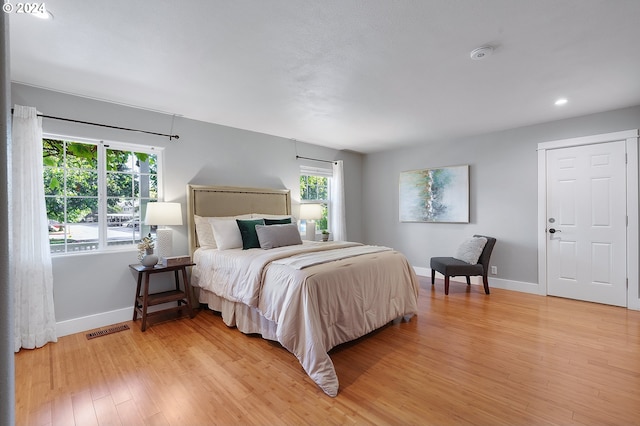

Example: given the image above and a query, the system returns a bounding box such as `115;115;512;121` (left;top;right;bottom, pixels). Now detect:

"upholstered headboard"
186;185;291;256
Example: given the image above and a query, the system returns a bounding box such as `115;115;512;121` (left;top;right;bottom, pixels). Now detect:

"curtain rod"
11;109;179;141
296;155;337;165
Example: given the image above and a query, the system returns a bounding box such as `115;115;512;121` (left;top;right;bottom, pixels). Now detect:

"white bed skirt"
197;288;279;342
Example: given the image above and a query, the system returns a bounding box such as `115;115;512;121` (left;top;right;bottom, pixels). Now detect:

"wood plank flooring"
15;277;640;425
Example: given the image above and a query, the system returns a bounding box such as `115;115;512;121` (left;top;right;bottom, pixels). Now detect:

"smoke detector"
470;46;494;60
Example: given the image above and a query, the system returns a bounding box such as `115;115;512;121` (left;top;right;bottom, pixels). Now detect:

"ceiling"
8;1;640;154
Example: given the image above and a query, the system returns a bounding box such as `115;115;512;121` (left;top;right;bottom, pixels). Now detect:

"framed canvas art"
399;165;469;223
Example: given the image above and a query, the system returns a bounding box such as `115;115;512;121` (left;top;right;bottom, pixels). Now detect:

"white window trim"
300;165;333;178
43;133;165;256
299;166;333;234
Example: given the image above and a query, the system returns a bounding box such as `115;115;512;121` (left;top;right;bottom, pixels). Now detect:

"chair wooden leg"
465;276;471;286
431;271;435;285
444;276;450;295
483;275;490;294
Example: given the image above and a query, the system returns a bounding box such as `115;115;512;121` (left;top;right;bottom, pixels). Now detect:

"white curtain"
12;105;57;352
330;160;347;241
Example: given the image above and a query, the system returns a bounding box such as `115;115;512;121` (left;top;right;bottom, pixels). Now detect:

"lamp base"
305;221;316;241
155;228;173;263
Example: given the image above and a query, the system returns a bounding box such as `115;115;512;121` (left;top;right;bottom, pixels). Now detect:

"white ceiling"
9;0;640;153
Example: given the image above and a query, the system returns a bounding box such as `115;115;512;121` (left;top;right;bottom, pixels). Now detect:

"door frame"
537;129;639;310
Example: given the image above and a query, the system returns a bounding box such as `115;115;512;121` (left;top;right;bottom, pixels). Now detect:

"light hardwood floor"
15;277;640;425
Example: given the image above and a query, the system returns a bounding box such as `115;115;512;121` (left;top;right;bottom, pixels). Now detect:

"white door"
546;141;627;307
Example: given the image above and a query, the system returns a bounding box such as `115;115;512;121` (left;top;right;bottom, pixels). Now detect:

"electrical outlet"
490;266;497;275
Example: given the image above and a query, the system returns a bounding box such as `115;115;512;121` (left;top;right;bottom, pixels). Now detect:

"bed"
186;185;419;397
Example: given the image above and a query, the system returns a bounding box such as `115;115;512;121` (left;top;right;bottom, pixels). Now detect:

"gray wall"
11;81;640;331
1;11;15;426
11;83;364;325
363;105;640;287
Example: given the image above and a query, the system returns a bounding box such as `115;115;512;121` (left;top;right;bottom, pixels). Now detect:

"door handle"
548;228;562;234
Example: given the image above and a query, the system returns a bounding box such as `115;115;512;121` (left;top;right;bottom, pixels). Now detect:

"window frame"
43;133;164;256
299;165;332;234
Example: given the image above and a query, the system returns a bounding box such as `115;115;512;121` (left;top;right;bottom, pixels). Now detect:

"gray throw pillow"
454;236;487;264
255;224;303;249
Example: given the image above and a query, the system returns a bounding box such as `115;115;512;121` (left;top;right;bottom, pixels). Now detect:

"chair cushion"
454;236;487;264
431;257;484;276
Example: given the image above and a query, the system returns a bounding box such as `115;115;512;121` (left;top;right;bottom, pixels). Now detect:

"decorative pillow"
210;218;244;250
454;237;488;264
252;213;297;225
236;219;266;250
255;224;303;249
264;217;292;225
197;214;252;249
194;215;216;247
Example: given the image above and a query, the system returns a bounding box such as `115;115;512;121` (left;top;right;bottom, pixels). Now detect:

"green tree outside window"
300;174;329;231
43;138;159;254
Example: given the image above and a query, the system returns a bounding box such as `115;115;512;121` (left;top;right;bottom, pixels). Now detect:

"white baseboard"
480;276;540;294
56;307;131;337
413;266;540;294
55;268;543;338
413;266;430;277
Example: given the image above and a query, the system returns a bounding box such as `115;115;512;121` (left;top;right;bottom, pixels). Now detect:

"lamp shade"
299;203;323;221
144;202;183;226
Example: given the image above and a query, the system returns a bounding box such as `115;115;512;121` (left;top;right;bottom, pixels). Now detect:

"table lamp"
299;203;323;241
144;202;183;262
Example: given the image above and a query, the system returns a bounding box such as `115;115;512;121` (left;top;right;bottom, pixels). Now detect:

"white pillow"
210;218;243;250
194;215;216;247
454;237;488;264
194;214;252;249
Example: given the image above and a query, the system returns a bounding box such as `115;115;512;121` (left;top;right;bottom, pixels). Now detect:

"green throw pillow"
264;217;292;225
236;219;265;250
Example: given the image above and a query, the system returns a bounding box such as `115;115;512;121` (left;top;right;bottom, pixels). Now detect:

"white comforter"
192;241;419;397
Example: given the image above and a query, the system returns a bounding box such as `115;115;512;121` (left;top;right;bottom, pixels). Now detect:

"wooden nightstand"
129;262;196;331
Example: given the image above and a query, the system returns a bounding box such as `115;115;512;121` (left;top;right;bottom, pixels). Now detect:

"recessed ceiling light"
554;98;568;106
31;7;54;20
33;11;54;20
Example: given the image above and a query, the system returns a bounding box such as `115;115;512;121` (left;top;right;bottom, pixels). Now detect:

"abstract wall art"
399;165;469;223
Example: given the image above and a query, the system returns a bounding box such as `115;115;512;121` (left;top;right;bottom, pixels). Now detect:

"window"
299;166;331;233
43;137;162;254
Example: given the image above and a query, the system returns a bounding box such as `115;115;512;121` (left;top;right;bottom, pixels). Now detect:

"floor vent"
86;324;130;340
